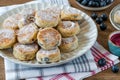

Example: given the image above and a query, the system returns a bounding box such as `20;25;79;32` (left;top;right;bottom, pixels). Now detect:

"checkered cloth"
1;0;119;80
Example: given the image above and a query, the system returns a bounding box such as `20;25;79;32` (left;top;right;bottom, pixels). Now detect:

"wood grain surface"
0;0;120;80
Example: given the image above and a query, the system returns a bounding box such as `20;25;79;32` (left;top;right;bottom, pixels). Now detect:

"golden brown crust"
57;21;80;37
61;8;82;21
36;47;61;63
35;9;60;28
0;29;16;49
37;28;61;50
13;43;38;61
59;36;78;52
2;14;22;30
17;23;38;44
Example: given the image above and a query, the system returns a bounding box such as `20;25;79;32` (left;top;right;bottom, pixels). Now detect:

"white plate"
109;4;120;30
76;0;114;11
0;3;98;67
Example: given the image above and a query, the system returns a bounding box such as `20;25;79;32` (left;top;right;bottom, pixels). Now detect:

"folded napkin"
5;42;119;80
1;0;119;80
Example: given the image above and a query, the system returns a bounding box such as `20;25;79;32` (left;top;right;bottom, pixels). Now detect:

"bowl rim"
76;0;114;11
109;4;120;30
108;31;120;47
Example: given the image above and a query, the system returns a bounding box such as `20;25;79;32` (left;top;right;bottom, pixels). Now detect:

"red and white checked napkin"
5;42;119;80
1;0;119;80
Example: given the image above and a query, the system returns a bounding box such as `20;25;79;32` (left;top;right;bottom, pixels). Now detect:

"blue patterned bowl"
108;31;120;56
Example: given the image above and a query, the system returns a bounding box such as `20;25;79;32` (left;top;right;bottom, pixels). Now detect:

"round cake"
37;28;61;50
18;8;36;28
17;23;38;44
13;43;38;61
59;36;78;52
0;29;16;49
36;47;61;63
2;14;21;30
35;9;60;28
57;21;80;37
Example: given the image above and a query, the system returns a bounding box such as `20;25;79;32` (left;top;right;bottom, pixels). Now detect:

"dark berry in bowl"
92;1;96;7
91;12;98;19
88;1;93;7
94;2;100;7
106;0;113;5
76;0;82;3
76;0;114;11
100;1;107;7
98;58;106;67
100;13;108;21
88;1;96;7
81;0;88;6
111;65;119;73
100;23;107;31
96;17;103;24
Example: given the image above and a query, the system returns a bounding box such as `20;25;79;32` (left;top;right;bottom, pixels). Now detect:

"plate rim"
0;2;98;67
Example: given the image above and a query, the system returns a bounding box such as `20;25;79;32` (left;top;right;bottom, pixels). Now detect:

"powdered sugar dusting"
15;43;37;52
37;10;58;21
17;23;37;41
0;29;14;41
3;14;21;29
62;21;75;29
43;31;56;44
21;8;35;17
18;18;27;26
62;36;75;44
19;8;35;26
63;8;79;14
38;48;59;55
19;15;35;26
46;7;61;16
18;23;37;34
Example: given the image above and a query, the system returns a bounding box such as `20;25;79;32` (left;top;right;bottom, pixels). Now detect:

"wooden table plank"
0;0;120;80
0;0;32;6
0;57;5;80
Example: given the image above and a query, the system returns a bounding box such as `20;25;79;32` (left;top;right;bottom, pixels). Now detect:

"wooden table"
0;0;120;80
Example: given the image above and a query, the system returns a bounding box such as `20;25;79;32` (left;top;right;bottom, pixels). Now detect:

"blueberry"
88;1;93;7
81;0;87;6
91;12;98;19
100;23;107;31
94;2;99;7
100;1;107;7
112;65;119;73
98;58;106;67
110;0;114;3
100;13;108;21
92;1;96;7
96;17;103;24
106;0;111;4
87;1;96;7
44;57;49;62
106;0;113;5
